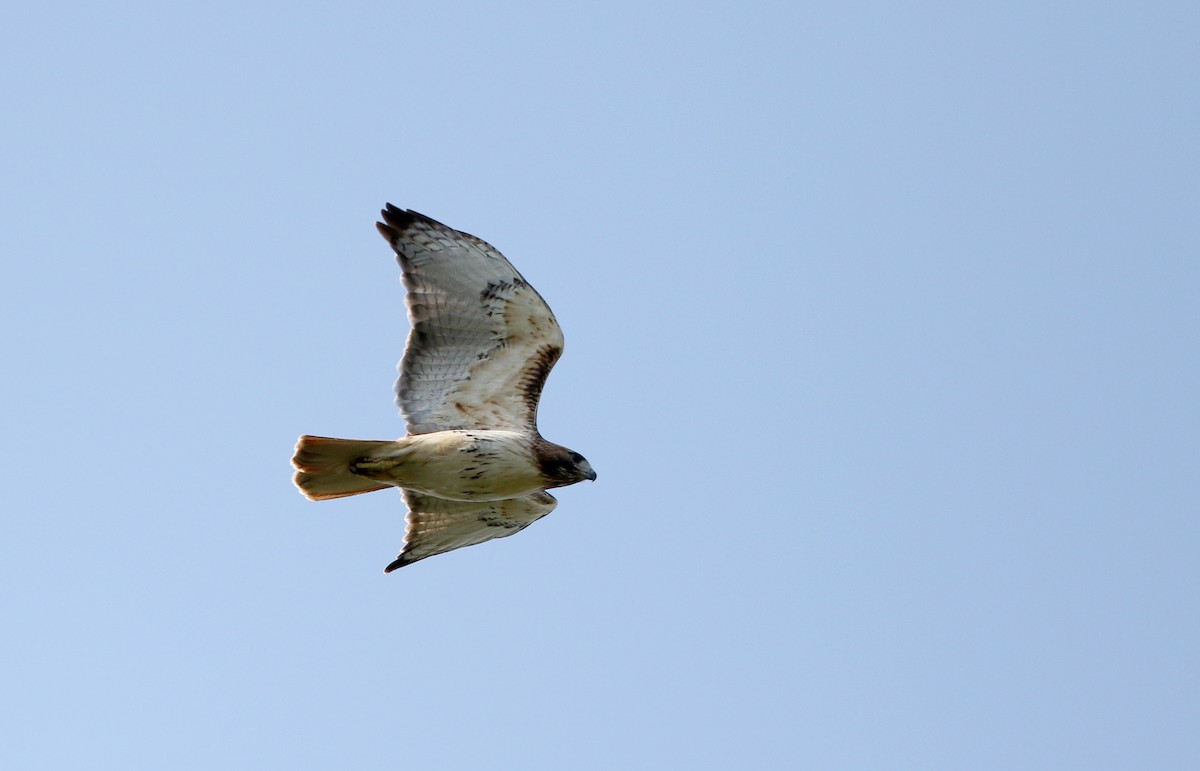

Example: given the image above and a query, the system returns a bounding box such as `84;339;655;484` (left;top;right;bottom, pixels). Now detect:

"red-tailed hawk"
292;206;595;572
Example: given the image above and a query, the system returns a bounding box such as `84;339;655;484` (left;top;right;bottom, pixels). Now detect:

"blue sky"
3;1;1198;768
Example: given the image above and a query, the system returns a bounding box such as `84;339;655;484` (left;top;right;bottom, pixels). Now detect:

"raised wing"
385;491;558;571
376;206;564;435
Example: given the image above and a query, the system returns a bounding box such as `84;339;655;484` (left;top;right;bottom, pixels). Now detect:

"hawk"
292;205;595;572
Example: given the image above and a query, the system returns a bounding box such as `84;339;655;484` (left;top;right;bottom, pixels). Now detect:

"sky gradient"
3;2;1198;768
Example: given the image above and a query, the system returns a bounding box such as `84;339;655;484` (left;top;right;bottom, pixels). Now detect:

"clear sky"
3;1;1197;768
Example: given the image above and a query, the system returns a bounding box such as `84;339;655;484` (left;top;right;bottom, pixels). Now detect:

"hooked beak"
586;469;597;482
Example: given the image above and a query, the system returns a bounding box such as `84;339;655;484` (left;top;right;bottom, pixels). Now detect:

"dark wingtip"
384;554;414;573
376;221;399;242
379;203;417;231
378;204;425;247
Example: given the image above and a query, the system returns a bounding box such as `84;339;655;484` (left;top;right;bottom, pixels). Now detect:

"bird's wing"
385;491;558;571
376;206;564;435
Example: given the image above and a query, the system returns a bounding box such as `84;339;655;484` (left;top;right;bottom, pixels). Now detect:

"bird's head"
571;452;598;483
536;441;597;488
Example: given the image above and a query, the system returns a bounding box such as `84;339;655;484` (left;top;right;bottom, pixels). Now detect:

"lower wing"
386;490;559;572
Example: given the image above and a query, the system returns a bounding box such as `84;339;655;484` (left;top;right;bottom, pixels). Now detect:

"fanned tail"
292;435;394;500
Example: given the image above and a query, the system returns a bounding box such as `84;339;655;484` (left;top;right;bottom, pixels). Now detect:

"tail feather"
292;435;394;500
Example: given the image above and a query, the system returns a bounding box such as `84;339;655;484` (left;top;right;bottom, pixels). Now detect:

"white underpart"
360;429;546;502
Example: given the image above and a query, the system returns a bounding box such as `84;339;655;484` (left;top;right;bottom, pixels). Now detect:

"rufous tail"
292;435;394;500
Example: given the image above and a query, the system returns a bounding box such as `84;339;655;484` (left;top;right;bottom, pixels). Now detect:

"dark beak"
586;470;597;482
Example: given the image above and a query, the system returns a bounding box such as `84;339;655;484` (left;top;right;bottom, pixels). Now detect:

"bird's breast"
370;429;546;501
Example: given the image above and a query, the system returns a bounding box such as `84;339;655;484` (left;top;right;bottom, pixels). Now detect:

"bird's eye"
571;452;583;462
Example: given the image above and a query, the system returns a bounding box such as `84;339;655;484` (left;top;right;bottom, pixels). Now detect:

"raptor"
292;206;594;571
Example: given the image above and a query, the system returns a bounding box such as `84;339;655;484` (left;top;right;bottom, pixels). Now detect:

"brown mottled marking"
520;344;562;417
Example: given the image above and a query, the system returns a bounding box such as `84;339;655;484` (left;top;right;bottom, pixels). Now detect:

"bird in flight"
292;206;595;572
